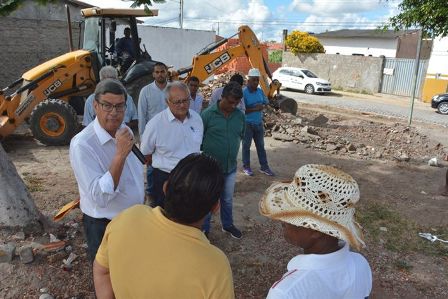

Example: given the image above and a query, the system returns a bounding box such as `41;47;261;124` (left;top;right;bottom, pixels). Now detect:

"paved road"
282;90;448;127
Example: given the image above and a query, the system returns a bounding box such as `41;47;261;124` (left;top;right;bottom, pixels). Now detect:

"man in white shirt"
260;164;372;299
137;62;169;136
141;81;203;208
82;66;138;130
70;79;144;262
210;73;245;112
137;62;168;201
187;76;204;113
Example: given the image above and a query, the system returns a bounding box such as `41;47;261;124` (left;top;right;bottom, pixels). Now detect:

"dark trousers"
152;168;170;208
82;213;110;262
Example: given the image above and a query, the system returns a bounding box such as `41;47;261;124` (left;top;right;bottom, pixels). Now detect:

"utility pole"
217;22;220;36
408;29;423;126
179;0;184;29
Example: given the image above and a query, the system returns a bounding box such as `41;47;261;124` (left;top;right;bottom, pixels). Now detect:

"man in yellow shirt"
93;153;235;299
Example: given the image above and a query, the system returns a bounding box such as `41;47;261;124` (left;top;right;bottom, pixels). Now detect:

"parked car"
272;67;331;94
431;93;448;115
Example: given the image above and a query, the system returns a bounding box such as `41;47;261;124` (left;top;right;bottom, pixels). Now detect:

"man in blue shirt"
242;68;275;176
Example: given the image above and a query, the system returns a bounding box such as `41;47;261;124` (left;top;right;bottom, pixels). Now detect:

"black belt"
83;213;111;224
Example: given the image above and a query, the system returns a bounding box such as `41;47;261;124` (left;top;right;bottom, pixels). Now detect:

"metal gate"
380;58;428;97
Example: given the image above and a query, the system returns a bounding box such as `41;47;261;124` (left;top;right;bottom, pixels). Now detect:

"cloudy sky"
84;0;401;41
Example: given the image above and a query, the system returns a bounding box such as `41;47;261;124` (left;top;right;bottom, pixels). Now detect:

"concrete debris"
19;246;34;264
262;106;447;162
272;132;294;142
310;114;329;126
0;243;16;263
12;232;25;241
428;157;438;167
39;294;54;299
326;144;339;152
49;234;60;243
200;73;242;106
62;252;78;271
201;76;447;164
394;153;410;162
347;143;357;152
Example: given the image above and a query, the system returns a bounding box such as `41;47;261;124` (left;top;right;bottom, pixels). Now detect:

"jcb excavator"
0;7;161;146
173;26;297;115
0;7;296;146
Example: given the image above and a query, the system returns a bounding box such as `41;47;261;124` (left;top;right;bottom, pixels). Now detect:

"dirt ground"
1;103;448;298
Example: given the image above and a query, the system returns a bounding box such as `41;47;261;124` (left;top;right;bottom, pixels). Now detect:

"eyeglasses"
169;98;190;106
97;101;127;112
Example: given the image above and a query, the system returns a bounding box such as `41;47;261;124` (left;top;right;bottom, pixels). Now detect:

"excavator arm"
173;26;296;114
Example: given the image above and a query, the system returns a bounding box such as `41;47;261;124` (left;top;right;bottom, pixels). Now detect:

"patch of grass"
393;259;413;272
357;203;448;256
23;175;45;192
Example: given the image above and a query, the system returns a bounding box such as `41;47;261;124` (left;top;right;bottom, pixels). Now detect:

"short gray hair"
99;66;118;81
166;81;190;101
94;78;126;102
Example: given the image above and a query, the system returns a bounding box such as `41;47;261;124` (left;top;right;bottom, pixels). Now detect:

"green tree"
268;50;282;63
0;0;165;16
386;0;448;37
285;31;324;55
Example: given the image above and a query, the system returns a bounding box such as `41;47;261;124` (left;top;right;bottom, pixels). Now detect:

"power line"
183;18;387;27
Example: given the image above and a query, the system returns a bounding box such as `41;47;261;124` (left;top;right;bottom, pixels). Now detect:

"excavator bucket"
273;95;298;116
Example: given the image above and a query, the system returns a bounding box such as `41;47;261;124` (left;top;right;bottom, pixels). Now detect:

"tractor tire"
29;99;79;146
125;75;154;107
305;84;315;94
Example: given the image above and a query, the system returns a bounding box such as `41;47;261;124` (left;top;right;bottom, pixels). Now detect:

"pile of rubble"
200;73;244;101
263;106;447;162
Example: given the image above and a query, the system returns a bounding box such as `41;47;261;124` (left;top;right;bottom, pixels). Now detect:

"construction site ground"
1;92;448;298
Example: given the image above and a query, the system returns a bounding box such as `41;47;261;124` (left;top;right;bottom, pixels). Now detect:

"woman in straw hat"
260;164;372;299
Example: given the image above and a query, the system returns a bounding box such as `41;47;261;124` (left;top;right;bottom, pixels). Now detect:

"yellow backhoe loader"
0;7;296;147
174;25;297;115
0;7;161;145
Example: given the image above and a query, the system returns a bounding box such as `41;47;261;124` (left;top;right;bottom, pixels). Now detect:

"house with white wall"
136;25;215;70
421;36;448;102
313;29;418;58
426;37;448;76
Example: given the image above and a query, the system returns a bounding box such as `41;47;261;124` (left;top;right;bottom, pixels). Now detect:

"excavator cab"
80;8;161;104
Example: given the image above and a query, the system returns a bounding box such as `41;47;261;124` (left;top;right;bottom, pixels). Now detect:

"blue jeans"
146;165;153;195
152;168;170;208
82;214;110;262
242;122;269;169
202;170;237;232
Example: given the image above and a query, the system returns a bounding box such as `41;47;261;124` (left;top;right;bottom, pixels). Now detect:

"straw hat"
259;164;365;250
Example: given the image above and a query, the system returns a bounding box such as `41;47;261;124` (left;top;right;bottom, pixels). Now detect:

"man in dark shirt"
116;27;136;59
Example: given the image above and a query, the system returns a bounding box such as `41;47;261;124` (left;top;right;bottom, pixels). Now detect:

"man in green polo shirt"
201;82;245;239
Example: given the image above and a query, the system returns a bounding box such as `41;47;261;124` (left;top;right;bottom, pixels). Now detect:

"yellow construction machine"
0;7;161;145
0;7;296;147
174;25;297;115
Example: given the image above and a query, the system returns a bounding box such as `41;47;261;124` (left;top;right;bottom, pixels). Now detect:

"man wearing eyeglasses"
141;81;203;208
70;79;144;262
82;66;138;130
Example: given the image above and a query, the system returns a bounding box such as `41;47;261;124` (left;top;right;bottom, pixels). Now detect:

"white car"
272;67;331;94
